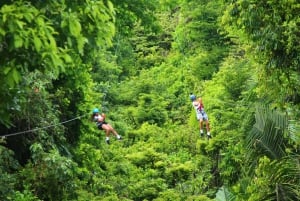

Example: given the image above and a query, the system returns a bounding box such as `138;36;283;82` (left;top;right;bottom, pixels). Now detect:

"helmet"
93;108;99;114
190;94;196;101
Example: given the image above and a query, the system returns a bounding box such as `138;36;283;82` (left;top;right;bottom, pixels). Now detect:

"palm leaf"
288;119;300;145
246;104;288;159
215;186;235;201
260;156;300;201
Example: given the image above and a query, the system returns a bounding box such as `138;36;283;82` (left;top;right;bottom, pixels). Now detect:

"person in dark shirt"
92;108;122;144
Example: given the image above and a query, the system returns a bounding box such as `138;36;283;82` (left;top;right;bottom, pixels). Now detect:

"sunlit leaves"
126;147;167;168
33;35;42;51
3;66;21;88
0;3;69;125
1;0;299;200
166;161;193;183
69;15;82;37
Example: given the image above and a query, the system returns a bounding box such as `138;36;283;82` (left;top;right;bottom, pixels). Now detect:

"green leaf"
215;186;235;201
63;53;72;63
107;0;115;14
77;35;87;54
6;71;15;88
247;104;288;159
11;68;20;83
33;36;42;52
50;54;63;68
14;35;23;48
16;20;24;29
48;36;57;50
69;18;81;37
23;11;34;22
3;67;11;75
0;27;5;36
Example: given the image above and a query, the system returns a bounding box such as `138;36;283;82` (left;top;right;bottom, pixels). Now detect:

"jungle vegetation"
0;0;299;200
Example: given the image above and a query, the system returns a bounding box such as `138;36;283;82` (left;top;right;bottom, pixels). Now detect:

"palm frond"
259;156;300;201
246;104;288;159
288;119;300;146
215;186;235;201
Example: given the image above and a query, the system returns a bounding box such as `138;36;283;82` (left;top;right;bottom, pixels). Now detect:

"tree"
0;0;116;200
222;0;300;106
0;2;70;126
244;105;300;201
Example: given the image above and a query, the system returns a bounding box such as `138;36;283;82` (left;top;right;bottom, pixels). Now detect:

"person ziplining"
92;108;122;144
190;94;211;139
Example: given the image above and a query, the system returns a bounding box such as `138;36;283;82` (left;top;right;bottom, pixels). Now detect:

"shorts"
196;112;208;121
97;122;107;130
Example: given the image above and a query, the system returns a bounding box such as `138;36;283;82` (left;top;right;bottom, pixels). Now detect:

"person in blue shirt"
92;108;122;144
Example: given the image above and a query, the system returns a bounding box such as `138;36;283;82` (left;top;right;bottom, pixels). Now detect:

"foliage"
0;143;19;200
18;143;78;200
247;105;289;159
111;0;160;36
0;2;69;126
240;105;300;201
0;0;300;200
215;186;235;201
8;185;41;201
246;156;300;201
221;0;300;106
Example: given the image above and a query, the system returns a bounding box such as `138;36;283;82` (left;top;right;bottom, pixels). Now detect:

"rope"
1;114;87;138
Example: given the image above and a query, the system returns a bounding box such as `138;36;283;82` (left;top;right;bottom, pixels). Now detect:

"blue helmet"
93;108;99;114
190;94;196;101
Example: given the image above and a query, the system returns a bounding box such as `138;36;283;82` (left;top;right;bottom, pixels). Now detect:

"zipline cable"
1;114;87;138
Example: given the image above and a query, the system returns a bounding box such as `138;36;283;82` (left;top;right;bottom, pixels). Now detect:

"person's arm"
101;113;106;121
96;113;106;122
197;98;204;110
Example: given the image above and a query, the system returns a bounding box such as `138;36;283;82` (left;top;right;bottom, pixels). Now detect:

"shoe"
207;134;212;139
106;140;110;144
118;136;122;140
200;130;204;137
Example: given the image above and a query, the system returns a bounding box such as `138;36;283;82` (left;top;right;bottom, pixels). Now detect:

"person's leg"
204;115;211;138
107;124;122;139
199;118;204;136
197;113;204;136
101;124;111;144
103;124;122;140
202;113;211;137
206;120;211;137
206;121;210;131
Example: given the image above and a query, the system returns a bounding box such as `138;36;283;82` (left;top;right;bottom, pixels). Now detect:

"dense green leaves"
0;3;66;126
247;105;288;159
0;0;300;200
222;0;300;105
